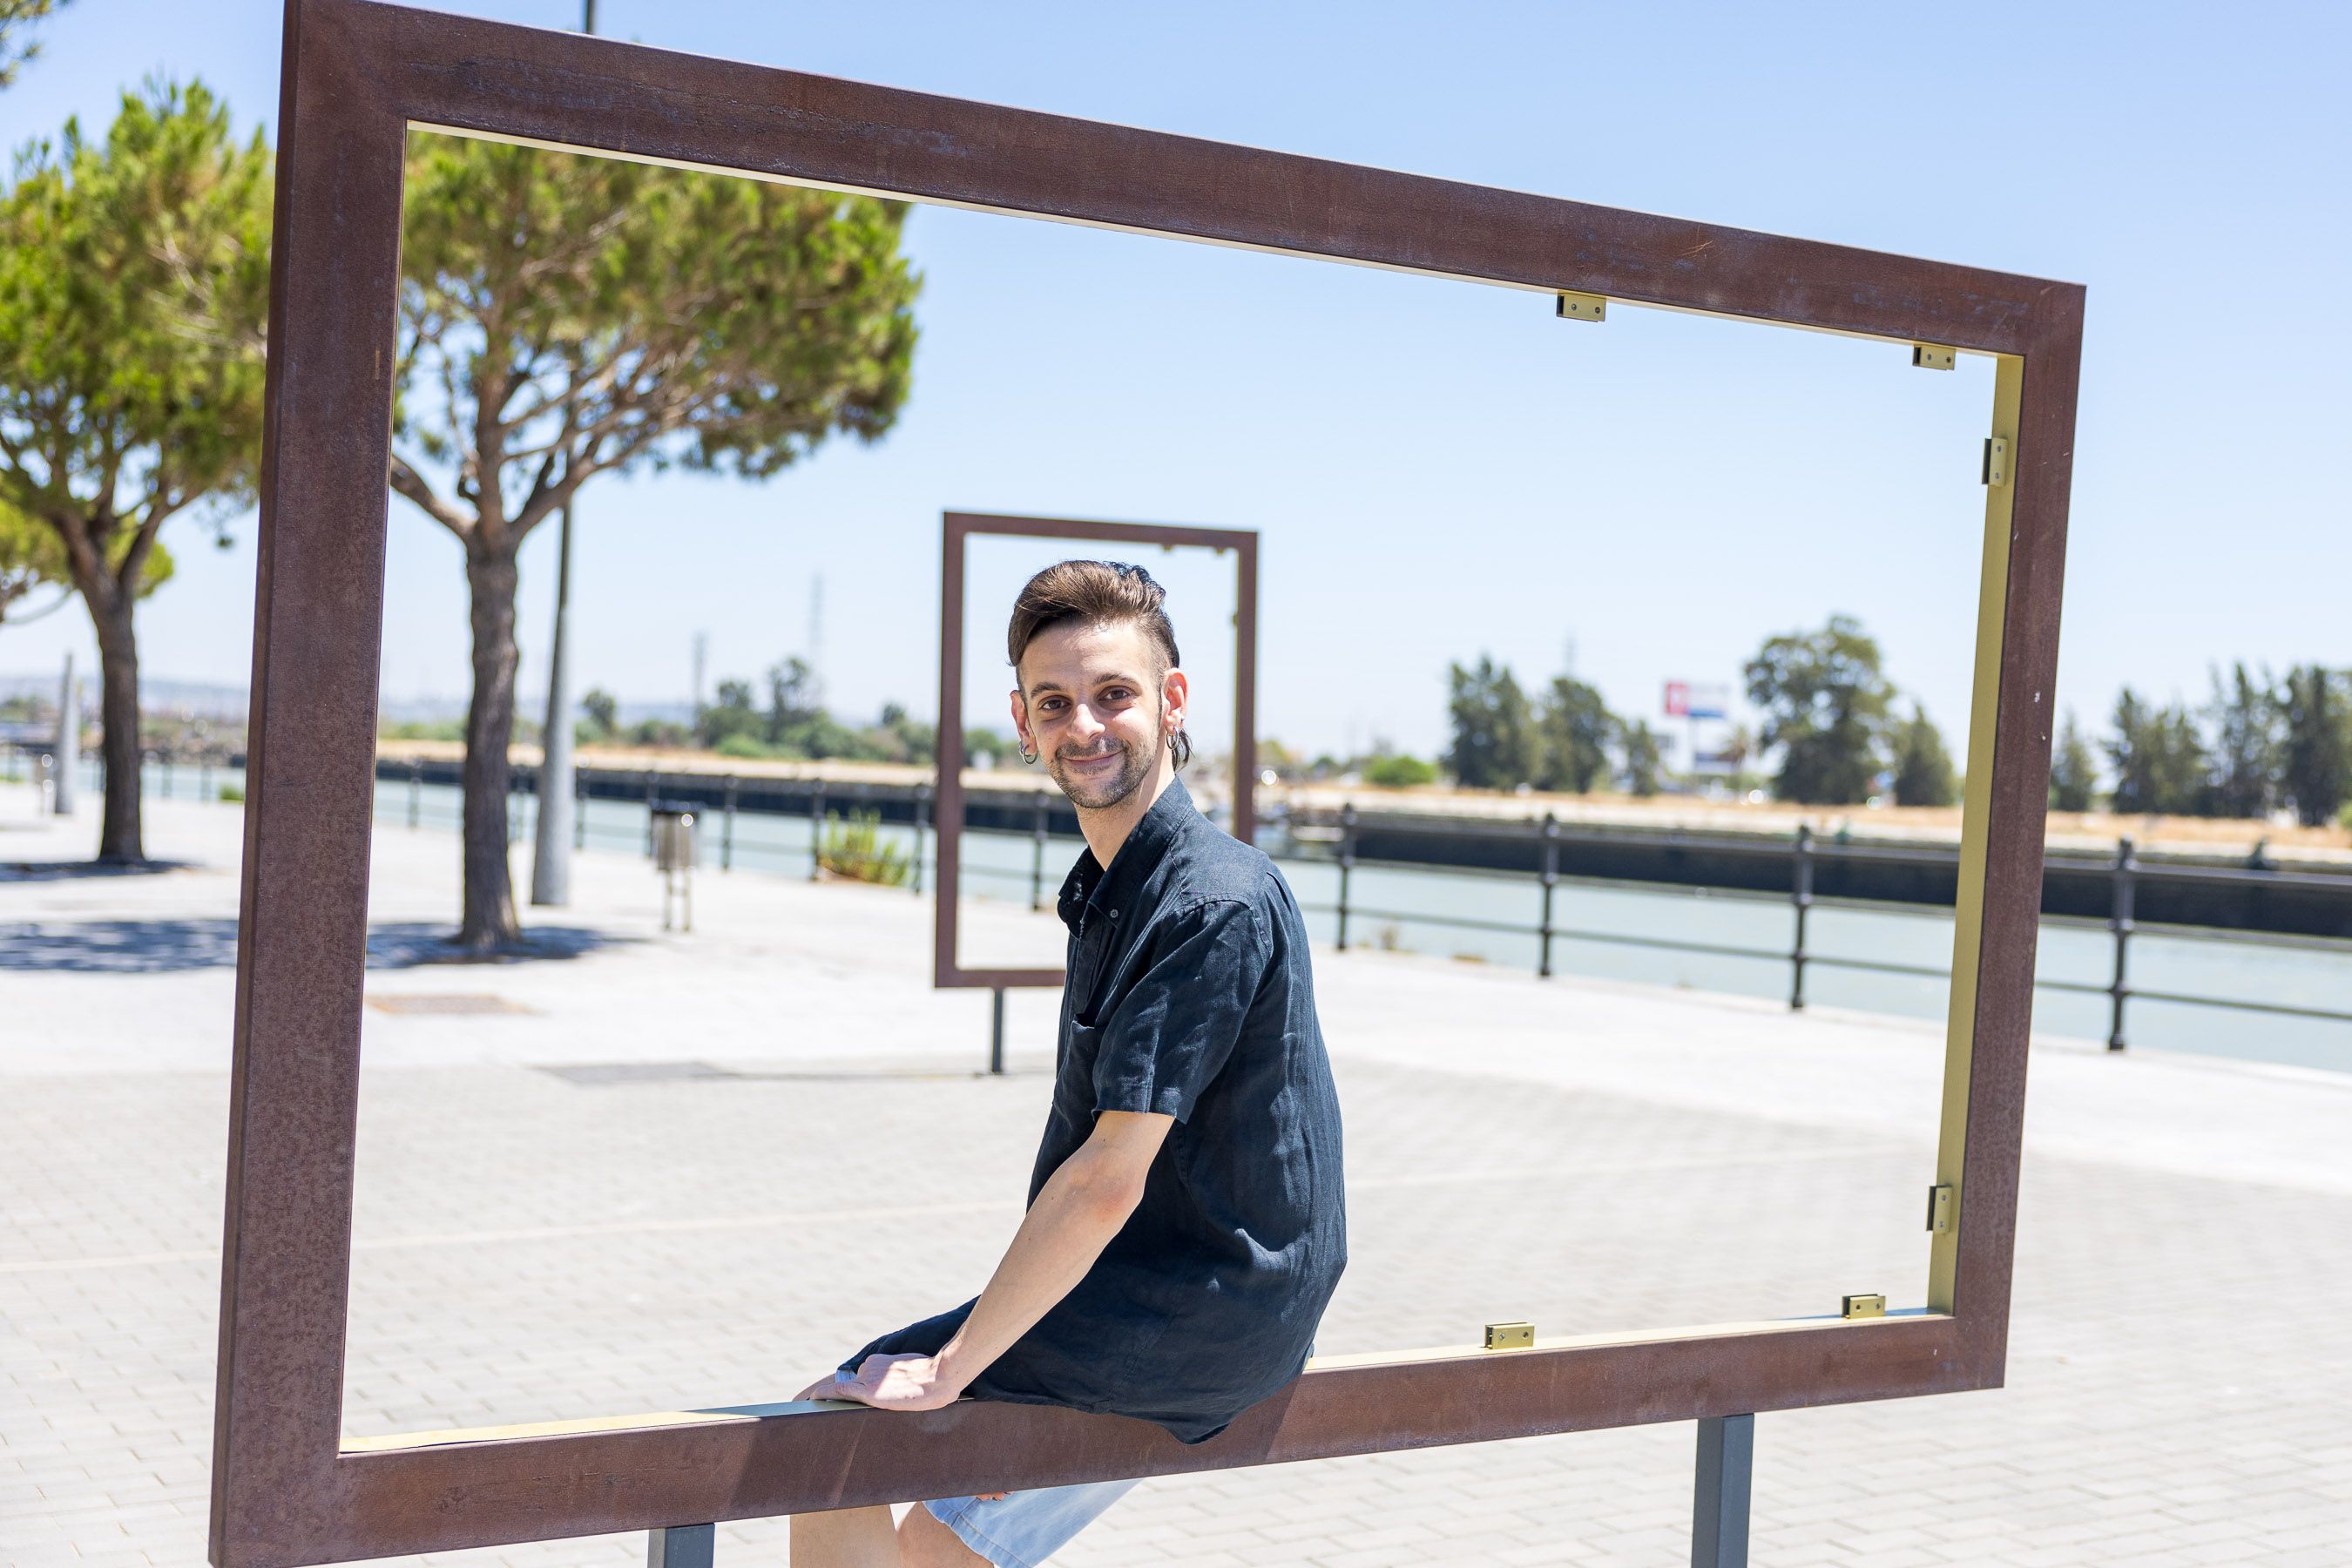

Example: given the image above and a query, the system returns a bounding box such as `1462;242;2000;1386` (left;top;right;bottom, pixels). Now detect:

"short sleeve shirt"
840;774;1348;1443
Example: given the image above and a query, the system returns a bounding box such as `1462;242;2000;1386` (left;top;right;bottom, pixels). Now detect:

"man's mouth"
1063;748;1121;774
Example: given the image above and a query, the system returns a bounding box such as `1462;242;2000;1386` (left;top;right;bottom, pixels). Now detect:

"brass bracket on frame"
1911;342;1957;370
1926;1184;1955;1233
1555;290;1607;323
1841;1294;1887;1321
1484;1321;1536;1350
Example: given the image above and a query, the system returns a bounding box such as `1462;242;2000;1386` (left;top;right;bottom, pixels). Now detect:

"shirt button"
1109;908;1120;920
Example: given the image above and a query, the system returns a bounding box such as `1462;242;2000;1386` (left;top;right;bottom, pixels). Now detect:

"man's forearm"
936;1152;1139;1391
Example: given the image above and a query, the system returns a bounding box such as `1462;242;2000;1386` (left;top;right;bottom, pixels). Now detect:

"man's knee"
899;1502;990;1567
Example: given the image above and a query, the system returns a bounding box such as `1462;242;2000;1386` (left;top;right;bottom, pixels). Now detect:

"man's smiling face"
1011;618;1185;812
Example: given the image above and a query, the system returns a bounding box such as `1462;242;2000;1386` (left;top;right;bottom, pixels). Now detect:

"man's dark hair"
1008;558;1190;769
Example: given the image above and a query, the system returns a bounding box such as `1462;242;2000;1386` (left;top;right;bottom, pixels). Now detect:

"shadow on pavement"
0;918;628;973
0;858;192;882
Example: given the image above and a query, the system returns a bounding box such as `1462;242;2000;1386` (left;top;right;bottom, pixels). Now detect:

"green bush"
818;808;910;887
217;782;244;803
1362;753;1436;787
715;733;776;760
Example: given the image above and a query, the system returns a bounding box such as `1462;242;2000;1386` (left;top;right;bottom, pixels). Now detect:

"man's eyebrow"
1027;672;1145;697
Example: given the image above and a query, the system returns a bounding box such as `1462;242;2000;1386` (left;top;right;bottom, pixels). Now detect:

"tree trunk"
87;584;145;863
458;544;524;951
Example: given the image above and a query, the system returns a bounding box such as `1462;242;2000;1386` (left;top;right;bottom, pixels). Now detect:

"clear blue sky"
3;0;2347;763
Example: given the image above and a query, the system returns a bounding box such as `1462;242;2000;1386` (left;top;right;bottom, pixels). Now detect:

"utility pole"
808;572;826;710
530;0;597;907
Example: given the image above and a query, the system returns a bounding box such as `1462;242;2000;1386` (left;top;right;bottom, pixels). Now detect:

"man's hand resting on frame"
790;1109;1175;1423
791;1354;958;1411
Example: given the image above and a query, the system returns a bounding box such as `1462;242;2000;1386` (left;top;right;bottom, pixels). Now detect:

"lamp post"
529;0;597;907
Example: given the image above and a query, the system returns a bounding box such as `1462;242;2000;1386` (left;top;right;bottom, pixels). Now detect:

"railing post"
721;774;739;872
990;987;1007;1076
1335;801;1357;952
912;781;930;897
1692;1413;1754;1567
2108;835;2136;1051
1538;811;1559;978
646;1522;715;1567
408;758;422;829
573;770;586;849
159;751;171;799
809;777;828;880
644;770;659;857
1030;792;1049;911
200;758;213;801
1789;825;1814;1010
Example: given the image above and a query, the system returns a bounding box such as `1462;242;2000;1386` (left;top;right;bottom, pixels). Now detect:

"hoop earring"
1018;741;1039;766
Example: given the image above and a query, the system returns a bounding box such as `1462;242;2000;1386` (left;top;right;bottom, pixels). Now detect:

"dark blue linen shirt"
839;774;1347;1443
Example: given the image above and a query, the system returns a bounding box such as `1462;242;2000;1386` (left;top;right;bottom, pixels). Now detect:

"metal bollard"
2107;835;2136;1051
1788;825;1815;1010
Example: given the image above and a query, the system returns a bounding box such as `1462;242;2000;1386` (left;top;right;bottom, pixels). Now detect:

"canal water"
105;760;2352;1075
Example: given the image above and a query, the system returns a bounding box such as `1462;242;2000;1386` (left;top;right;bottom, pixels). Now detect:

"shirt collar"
1055;773;1196;935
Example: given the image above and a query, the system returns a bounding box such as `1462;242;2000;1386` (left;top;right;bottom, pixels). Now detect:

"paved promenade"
3;794;2349;1566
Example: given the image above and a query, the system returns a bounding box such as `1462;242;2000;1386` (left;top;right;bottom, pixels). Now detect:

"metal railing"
26;744;2347;1055
1306;808;2352;1051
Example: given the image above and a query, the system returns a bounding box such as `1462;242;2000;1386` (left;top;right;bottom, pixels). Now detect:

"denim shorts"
921;1477;1139;1568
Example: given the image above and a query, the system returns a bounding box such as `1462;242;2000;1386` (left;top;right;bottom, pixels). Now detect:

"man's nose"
1068;704;1105;741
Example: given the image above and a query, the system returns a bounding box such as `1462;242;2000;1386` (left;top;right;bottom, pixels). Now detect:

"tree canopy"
1533;674;1614;794
390;134;921;949
1743;614;1894;805
0;78;268;858
1445;653;1538;790
1888;703;1957;808
0;0;68;90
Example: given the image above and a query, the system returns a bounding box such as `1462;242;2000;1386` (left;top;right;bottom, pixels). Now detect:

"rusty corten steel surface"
1949;293;2085;1384
934;510;1260;992
214;0;2082;1561
335;1317;1972;1559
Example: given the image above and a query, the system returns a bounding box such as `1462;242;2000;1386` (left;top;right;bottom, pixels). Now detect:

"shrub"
218;782;245;803
1362;753;1436;787
818;808;910;887
715;733;775;760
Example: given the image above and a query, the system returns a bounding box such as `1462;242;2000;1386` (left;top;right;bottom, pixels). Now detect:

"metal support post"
1692;1413;1753;1567
990;987;1006;1076
406;759;421;828
721;774;738;871
2107;835;2136;1051
1788;825;1814;1010
1335;801;1357;951
809;779;828;879
1538;811;1559;978
200;759;213;801
1030;793;1048;910
574;773;586;849
160;753;172;799
646;1522;714;1567
644;771;659;856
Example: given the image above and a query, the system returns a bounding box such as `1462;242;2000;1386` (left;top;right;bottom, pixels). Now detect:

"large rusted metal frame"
933;510;1260;990
215;0;2082;1562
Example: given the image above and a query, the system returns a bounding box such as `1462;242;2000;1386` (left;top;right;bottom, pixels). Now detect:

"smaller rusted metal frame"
933;510;1260;990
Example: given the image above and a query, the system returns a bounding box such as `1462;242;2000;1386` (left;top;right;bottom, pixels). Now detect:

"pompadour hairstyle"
1007;558;1190;769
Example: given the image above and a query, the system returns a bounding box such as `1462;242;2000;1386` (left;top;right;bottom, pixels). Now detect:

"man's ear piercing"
1019;741;1040;766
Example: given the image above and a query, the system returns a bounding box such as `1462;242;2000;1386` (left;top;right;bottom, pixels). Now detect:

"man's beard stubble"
1047;730;1157;811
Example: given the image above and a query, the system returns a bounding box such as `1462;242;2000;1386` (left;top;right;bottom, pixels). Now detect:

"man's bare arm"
794;1109;1173;1411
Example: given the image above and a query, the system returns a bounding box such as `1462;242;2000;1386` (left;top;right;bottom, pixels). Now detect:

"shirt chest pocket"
1068;926;1122;1027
